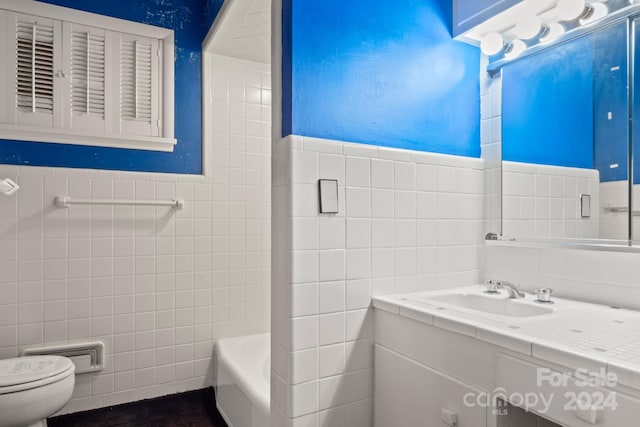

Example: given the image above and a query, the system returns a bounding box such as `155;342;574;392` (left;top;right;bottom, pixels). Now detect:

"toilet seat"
0;356;75;395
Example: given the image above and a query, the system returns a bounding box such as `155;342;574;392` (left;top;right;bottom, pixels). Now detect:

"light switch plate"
0;178;19;196
319;179;339;214
581;194;591;218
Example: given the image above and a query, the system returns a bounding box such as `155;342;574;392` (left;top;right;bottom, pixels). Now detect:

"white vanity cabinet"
496;354;640;427
374;308;502;427
373;302;640;427
375;345;487;426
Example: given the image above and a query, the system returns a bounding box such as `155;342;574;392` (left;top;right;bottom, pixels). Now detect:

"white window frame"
0;0;175;152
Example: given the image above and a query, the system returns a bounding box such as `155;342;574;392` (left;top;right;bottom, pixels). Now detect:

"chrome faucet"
485;280;525;299
497;281;525;299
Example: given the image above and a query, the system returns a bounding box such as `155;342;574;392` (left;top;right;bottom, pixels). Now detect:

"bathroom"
1;0;640;426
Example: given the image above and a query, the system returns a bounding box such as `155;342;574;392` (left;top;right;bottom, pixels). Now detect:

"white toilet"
0;356;75;427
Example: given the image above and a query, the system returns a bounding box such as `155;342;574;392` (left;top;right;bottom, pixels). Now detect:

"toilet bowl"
0;356;75;427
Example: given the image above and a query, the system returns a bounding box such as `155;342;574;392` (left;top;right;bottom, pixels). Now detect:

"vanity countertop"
373;286;640;391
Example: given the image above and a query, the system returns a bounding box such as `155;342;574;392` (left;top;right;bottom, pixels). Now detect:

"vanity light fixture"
580;2;609;24
504;39;527;58
480;32;509;55
540;22;567;42
556;0;591;21
514;16;548;39
481;32;530;59
480;0;619;66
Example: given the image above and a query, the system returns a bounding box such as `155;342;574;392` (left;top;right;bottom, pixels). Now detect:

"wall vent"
20;341;105;374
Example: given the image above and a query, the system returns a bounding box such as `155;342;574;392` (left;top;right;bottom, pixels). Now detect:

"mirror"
633;18;640;243
500;20;635;242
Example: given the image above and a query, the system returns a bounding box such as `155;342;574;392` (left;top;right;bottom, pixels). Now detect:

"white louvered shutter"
64;23;109;131
0;3;174;151
118;34;160;137
9;12;62;128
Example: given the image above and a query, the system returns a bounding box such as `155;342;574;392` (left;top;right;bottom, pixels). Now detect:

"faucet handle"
535;288;554;304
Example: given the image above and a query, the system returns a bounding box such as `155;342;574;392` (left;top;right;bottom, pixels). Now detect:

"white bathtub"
214;333;270;427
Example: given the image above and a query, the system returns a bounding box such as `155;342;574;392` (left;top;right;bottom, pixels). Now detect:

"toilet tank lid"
0;356;74;387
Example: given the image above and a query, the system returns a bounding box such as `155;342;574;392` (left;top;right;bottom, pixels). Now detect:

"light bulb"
505;39;527;59
514;16;543;40
480;32;506;56
540;22;566;43
580;2;608;25
556;0;587;20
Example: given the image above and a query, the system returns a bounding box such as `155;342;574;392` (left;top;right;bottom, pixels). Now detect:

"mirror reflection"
501;21;632;241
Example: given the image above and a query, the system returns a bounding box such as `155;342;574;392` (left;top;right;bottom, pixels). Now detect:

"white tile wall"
502;161;600;239
271;135;485;427
0;53;271;414
485;243;640;310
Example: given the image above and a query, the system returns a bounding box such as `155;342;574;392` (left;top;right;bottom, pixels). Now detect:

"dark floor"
49;388;228;427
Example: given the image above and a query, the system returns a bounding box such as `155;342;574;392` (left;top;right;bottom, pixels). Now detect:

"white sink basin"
419;292;555;318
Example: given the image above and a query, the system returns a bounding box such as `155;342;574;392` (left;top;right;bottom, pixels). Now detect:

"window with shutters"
0;1;175;152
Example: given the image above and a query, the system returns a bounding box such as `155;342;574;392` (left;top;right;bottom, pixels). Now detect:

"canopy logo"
463;367;619;416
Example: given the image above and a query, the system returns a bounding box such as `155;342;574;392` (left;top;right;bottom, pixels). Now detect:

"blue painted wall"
282;0;481;157
502;35;595;171
205;0;224;29
0;0;212;174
